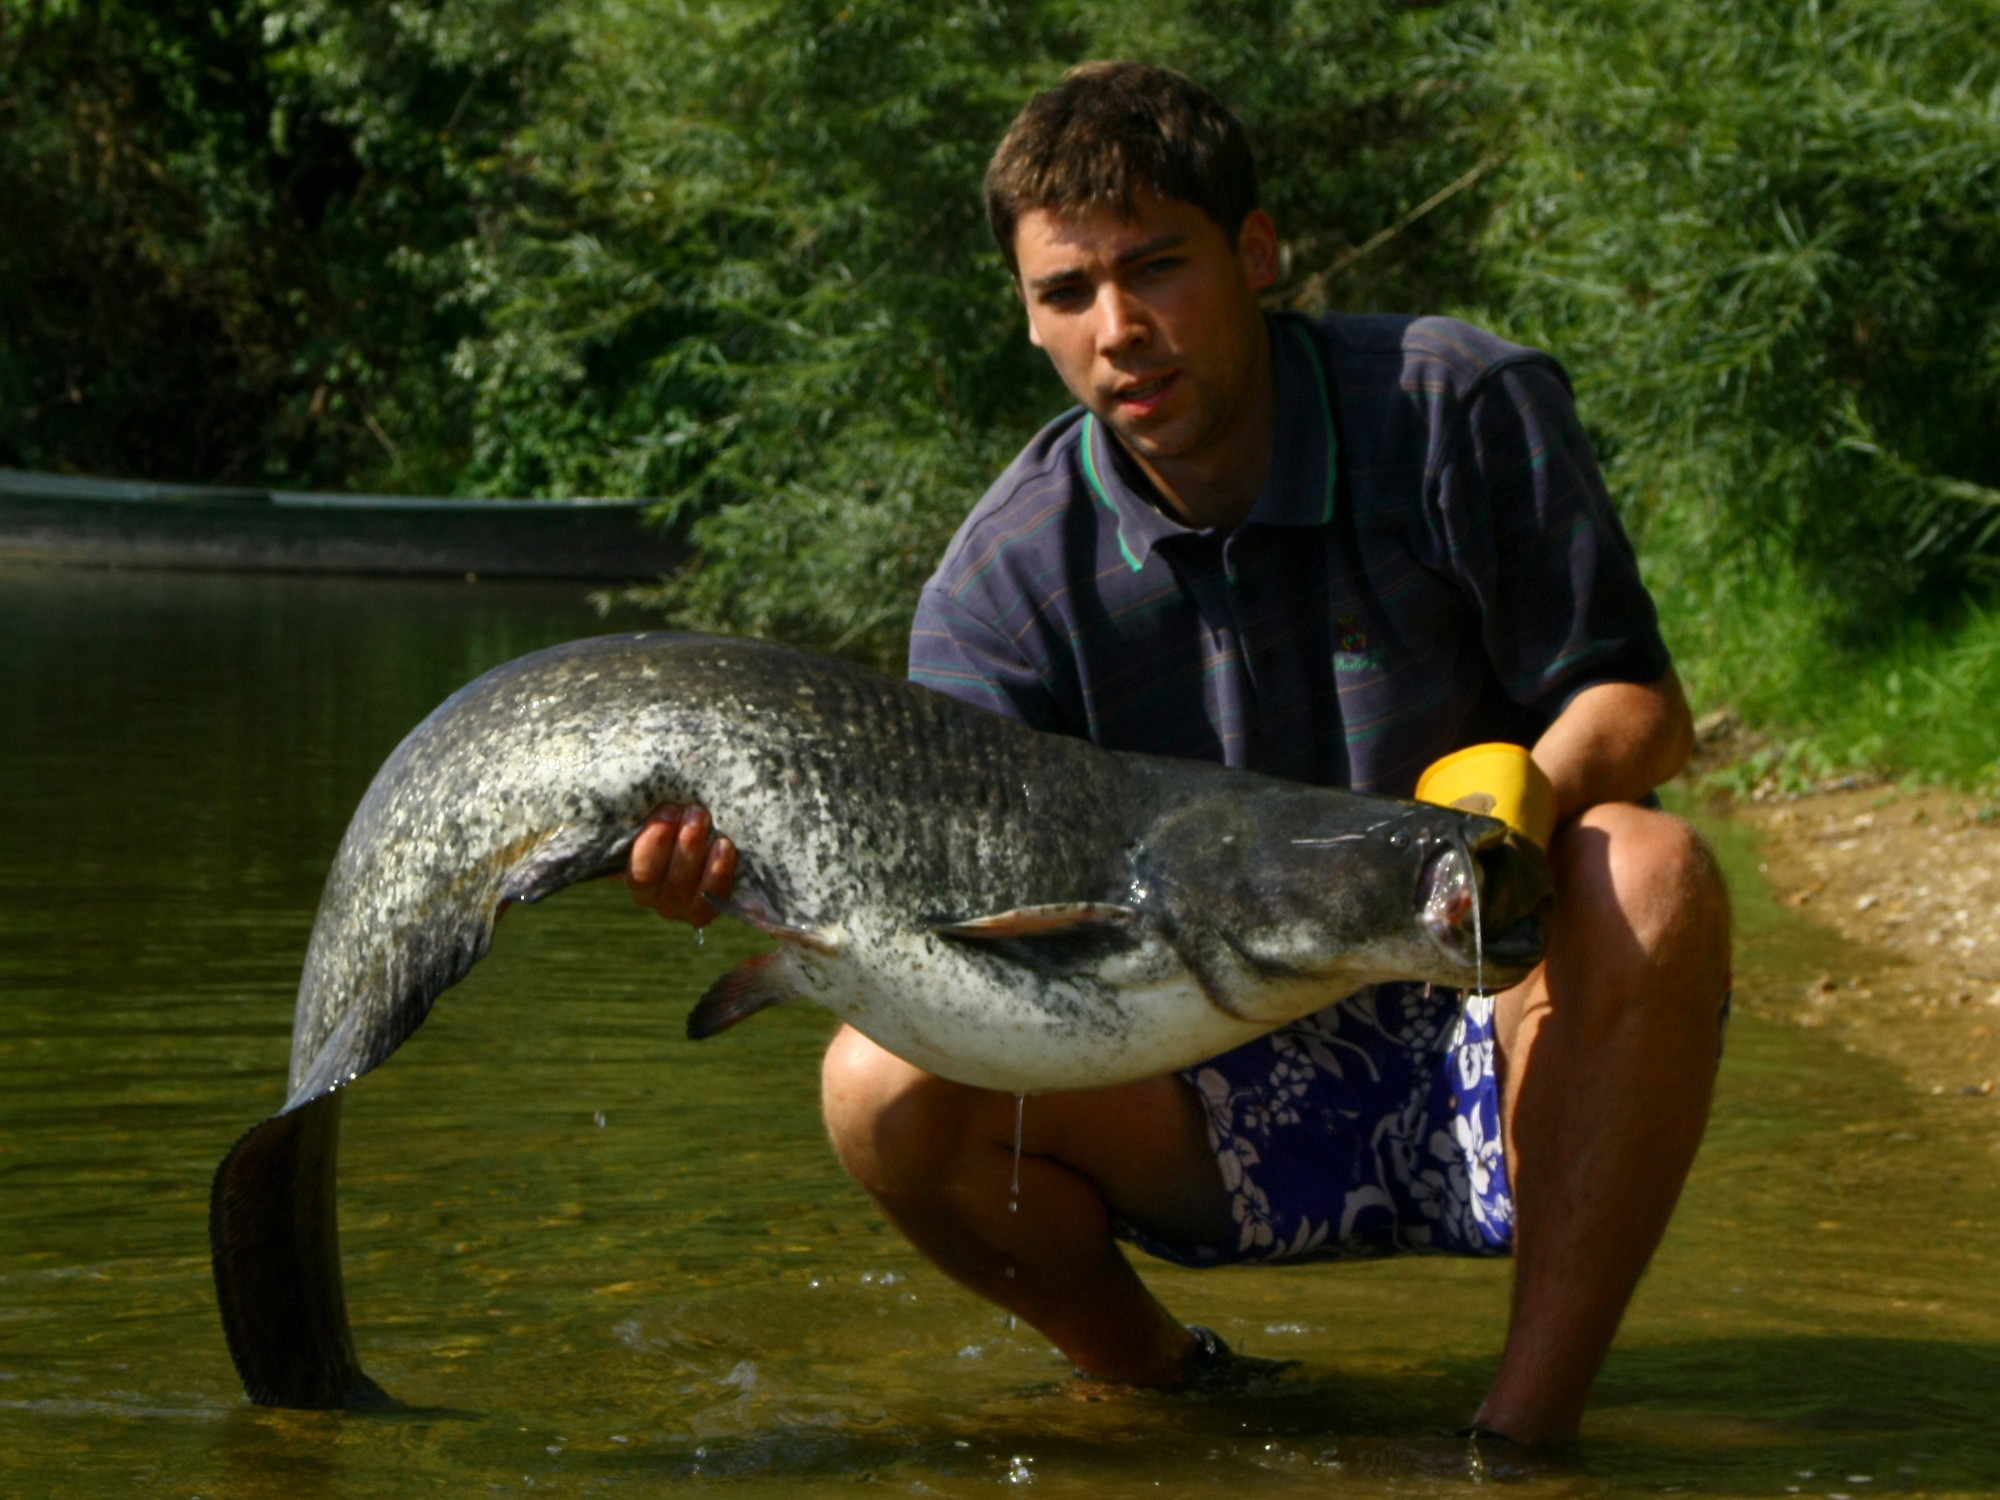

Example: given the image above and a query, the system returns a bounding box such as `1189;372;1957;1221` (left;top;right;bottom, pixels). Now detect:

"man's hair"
984;61;1259;277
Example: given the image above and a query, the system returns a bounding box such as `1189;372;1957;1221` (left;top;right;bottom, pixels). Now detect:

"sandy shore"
1727;783;2000;1100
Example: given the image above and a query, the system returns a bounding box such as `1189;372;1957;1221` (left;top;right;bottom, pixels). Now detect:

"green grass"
1661;558;2000;792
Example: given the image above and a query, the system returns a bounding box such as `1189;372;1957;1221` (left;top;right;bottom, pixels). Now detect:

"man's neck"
1119;318;1277;533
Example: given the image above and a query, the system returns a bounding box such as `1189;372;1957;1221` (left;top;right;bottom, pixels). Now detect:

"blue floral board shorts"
1114;982;1514;1267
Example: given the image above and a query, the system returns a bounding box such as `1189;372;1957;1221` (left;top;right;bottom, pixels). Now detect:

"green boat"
0;468;681;581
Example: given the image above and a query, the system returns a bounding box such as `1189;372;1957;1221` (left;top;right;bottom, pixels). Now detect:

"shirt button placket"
1226;535;1268;683
1223;534;1269;778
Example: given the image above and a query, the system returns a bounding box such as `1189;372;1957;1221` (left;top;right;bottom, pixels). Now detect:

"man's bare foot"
1069;1325;1297;1397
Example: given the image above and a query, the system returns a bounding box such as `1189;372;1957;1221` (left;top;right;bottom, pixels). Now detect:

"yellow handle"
1415;743;1557;849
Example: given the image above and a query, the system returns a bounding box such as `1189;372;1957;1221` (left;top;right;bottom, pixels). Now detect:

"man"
627;62;1730;1447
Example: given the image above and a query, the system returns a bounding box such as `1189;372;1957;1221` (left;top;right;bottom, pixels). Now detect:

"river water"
2;565;1998;1497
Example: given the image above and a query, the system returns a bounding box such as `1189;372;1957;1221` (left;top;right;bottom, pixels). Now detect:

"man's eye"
1041;285;1087;309
1142;257;1183;279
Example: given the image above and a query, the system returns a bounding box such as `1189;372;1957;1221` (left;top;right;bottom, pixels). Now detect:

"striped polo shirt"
908;312;1670;796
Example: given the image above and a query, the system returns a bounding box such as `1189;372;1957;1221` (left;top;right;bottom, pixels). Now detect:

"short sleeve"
1431;359;1673;714
907;584;1062;730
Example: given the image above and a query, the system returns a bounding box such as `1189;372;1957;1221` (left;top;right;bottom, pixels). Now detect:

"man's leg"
820;1029;1228;1384
1477;802;1731;1444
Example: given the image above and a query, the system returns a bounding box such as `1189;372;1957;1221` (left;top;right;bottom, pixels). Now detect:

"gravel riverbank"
1728;784;2000;1103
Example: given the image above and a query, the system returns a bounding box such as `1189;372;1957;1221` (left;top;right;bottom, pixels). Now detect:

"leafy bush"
1479;0;2000;634
0;0;557;489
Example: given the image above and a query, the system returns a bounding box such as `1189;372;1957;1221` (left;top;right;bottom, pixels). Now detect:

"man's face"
1013;192;1278;472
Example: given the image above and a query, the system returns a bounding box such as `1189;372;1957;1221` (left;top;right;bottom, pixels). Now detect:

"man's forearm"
1530;672;1695;827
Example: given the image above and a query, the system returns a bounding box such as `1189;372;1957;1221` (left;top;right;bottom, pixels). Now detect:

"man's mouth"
1111;371;1178;411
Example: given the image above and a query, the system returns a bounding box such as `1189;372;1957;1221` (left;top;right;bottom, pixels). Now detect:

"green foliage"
7;0;2000;776
1479;0;2000;635
0;0;558;488
1453;0;2000;785
459;0;1087;657
1676;573;2000;789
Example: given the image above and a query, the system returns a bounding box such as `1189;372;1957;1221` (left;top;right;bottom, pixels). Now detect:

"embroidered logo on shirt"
1333;615;1383;674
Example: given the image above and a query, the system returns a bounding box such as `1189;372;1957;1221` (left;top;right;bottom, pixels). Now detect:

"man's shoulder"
1305;312;1571;404
926;407;1092;608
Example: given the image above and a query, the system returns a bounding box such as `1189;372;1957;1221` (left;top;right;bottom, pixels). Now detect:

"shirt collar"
1078;314;1338;572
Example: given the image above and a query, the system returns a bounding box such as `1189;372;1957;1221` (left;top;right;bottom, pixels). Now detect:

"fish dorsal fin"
928;903;1139;941
687;951;801;1039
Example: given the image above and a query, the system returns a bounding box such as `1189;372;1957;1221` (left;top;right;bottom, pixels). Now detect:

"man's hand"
625;804;736;927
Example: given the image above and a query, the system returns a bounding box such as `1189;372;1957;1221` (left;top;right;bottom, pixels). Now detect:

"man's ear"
1236;209;1280;293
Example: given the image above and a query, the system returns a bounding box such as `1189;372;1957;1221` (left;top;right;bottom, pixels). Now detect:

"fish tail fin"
210;1092;391;1409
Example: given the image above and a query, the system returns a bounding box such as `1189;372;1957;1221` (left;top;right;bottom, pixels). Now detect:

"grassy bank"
1665;571;2000;793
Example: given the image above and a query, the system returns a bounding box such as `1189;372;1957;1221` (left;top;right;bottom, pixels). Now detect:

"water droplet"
1468;833;1486;997
593;1111;606;1128
1009;1092;1025;1216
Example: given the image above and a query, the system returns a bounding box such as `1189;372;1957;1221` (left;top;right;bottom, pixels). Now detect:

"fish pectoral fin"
687;952;800;1039
927;902;1139;940
711;890;841;957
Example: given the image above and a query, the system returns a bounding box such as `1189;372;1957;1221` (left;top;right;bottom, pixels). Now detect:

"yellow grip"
1415;743;1557;849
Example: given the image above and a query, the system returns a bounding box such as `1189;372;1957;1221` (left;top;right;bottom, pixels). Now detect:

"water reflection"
2;565;1998;1496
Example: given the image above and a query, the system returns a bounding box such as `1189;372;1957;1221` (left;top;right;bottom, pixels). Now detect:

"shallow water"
3;565;1999;1497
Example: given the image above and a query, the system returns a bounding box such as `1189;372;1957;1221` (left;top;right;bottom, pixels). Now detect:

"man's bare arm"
1531;670;1695;827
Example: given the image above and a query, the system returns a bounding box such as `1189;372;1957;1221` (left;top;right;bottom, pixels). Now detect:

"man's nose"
1092;282;1149;355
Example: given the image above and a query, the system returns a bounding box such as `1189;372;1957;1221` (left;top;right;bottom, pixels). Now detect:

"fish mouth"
1418;831;1551;981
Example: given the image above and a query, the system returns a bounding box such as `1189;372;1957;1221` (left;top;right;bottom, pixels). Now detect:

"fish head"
1134;786;1551;1023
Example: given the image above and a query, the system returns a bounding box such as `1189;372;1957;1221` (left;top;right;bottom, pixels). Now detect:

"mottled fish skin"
213;632;1545;1410
288;633;1151;1099
285;633;1520;1098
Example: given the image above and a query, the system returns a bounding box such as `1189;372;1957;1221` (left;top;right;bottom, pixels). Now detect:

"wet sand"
1725;783;2000;1112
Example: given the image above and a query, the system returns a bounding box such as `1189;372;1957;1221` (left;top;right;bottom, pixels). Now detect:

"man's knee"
1556;802;1728;954
1539;803;1730;1049
821;1025;979;1203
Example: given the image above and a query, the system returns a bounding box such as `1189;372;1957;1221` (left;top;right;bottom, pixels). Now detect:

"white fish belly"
789;937;1276;1095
